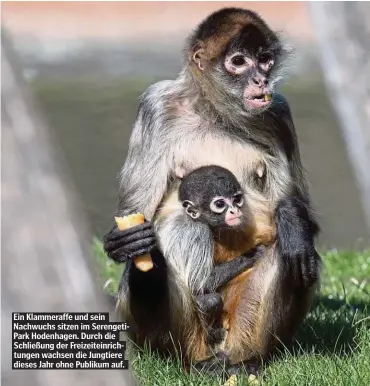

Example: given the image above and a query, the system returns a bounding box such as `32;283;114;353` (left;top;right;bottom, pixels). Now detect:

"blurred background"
2;1;369;249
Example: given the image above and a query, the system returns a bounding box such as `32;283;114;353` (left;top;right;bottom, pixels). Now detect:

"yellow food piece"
248;374;260;385
223;375;237;386
114;213;145;229
114;214;154;272
264;94;272;102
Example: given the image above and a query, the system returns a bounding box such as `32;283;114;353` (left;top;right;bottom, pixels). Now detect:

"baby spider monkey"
179;165;264;345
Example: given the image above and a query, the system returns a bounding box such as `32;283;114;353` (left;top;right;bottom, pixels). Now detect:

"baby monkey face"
209;191;244;227
179;166;246;229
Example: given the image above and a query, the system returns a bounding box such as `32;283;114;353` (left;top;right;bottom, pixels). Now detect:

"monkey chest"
213;231;255;264
177;135;264;183
213;221;275;266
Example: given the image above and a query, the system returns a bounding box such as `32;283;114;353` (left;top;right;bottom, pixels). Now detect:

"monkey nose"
251;75;268;87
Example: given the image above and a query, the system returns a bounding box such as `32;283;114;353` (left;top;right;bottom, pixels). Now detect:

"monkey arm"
117;81;177;221
203;246;265;293
105;82;178;262
269;94;321;288
275;188;321;289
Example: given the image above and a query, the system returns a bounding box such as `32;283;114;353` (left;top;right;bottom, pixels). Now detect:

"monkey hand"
275;197;321;288
103;221;156;263
240;244;266;266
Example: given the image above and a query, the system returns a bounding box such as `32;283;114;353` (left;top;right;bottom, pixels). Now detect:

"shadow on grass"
293;295;369;357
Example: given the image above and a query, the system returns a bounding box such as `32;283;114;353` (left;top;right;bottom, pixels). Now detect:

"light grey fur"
154;200;214;296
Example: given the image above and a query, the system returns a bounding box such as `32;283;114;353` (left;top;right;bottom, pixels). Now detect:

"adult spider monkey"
104;7;321;376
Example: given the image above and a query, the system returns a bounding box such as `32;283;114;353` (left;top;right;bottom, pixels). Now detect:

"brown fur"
190;12;267;62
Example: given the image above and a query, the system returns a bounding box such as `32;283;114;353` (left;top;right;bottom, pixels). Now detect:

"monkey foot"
227;357;262;378
192;351;230;376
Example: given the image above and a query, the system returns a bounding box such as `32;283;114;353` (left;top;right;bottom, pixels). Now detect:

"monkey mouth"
226;218;242;227
244;93;272;109
225;216;243;227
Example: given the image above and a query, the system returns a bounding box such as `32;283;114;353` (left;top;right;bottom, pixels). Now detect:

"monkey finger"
105;222;153;242
110;240;157;264
104;228;155;253
110;237;156;260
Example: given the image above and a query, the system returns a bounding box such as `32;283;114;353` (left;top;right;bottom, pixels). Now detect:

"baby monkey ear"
183;200;201;219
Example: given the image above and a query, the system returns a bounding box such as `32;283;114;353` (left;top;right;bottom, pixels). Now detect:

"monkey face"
183;193;245;229
180;166;247;229
221;24;281;111
208;193;245;228
189;8;289;114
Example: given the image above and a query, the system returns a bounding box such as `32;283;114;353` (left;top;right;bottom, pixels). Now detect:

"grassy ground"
93;240;370;385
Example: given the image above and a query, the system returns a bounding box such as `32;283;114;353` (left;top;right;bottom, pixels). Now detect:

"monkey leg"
223;244;318;364
117;247;214;362
117;247;186;356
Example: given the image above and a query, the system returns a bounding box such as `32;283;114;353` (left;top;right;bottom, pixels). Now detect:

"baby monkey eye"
210;199;226;213
231;56;246;66
233;194;244;206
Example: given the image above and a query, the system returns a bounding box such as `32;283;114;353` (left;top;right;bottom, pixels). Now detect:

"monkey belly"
213;219;277;360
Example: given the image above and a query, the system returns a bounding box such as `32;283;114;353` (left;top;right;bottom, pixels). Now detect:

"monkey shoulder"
141;80;182;111
137;80;186;136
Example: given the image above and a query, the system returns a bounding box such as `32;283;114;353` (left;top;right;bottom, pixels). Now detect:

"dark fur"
104;7;321;376
179;165;244;228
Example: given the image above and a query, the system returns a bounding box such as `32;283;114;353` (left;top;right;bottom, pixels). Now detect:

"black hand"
104;221;156;263
275;196;321;288
204;245;265;293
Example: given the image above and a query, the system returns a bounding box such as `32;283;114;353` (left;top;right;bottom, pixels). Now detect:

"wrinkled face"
221;24;281;111
192;22;283;113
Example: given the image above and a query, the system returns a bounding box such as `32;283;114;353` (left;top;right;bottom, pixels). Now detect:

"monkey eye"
259;54;274;70
233;194;244;207
259;54;272;63
210;199;226;214
231;56;246;67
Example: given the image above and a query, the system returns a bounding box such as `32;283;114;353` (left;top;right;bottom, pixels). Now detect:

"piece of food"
223;374;238;386
114;213;154;272
248;374;260;385
264;94;272;102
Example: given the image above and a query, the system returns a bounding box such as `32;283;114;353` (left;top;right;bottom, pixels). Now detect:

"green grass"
93;240;370;386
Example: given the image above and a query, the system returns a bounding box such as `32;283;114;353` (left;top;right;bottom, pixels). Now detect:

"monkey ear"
192;46;206;71
183;200;201;219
